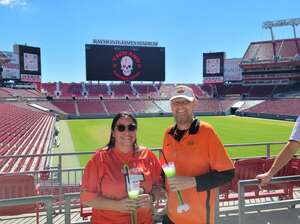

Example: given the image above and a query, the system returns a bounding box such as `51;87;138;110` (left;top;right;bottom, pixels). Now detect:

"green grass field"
67;116;295;166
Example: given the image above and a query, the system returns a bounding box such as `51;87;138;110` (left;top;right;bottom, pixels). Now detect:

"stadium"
1;17;300;224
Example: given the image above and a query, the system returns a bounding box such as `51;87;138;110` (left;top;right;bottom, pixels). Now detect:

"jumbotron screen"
86;44;165;81
203;52;225;84
17;45;41;75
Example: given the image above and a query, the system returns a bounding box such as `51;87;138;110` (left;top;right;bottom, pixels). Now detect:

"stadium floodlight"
262;18;300;29
262;18;300;40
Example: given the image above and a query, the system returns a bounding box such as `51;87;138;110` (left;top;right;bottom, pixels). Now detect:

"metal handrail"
238;175;300;224
0;195;53;223
64;193;90;224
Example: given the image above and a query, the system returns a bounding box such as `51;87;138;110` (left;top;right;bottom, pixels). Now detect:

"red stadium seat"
261;158;294;199
0;175;41;224
232;158;265;196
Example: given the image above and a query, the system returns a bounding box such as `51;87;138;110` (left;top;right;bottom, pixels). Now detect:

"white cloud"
0;0;27;7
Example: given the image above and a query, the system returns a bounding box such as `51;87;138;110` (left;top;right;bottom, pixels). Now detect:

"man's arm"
256;140;300;185
194;169;235;191
166;169;235;192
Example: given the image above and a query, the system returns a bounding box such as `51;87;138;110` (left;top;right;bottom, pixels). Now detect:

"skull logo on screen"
120;56;133;77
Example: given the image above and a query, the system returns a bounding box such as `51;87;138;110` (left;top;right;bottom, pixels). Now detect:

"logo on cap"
170;85;195;102
177;88;185;94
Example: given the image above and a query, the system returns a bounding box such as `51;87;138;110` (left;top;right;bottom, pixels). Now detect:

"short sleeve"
289;117;300;143
80;153;104;203
208;126;234;172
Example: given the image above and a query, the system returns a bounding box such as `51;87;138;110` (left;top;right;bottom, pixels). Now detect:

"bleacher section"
193;99;224;114
201;84;213;97
185;84;208;98
241;38;300;67
110;83;135;97
132;84;158;97
60;83;82;98
129;99;161;113
103;99;134;114
156;83;175;98
40;82;297;100
154;100;171;113
249;85;275;97
42;82;57;97
240;98;300;117
0;104;55;173
47;98;238;116
1;83;299;119
33;101;67;114
86;83;110;97
0;87;43;98
52;100;77;115
77;99;107;115
0;88;12;97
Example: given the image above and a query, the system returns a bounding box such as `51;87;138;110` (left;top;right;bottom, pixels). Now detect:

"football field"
67;115;294;166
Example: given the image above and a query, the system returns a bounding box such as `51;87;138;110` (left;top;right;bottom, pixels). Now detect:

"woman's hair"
106;112;139;151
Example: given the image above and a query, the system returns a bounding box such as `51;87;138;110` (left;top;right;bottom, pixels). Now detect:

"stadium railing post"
266;144;271;158
214;187;220;224
238;181;245;224
58;154;63;212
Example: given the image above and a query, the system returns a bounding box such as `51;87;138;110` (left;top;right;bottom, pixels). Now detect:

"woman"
80;112;162;224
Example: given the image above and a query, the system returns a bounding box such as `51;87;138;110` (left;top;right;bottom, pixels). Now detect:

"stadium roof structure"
240;38;300;69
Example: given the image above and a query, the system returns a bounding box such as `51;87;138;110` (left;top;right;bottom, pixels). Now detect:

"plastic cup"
162;162;190;213
128;181;140;199
162;162;176;177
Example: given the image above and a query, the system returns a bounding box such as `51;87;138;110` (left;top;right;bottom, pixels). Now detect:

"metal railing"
0;195;53;223
64;192;90;224
2;141;300;224
238;175;300;224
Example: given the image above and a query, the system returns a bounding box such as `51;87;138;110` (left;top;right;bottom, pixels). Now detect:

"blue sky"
1;0;300;83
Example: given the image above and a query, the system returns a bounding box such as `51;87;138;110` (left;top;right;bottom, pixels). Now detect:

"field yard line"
51;120;80;169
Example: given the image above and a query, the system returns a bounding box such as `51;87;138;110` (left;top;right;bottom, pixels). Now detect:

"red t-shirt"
80;146;162;224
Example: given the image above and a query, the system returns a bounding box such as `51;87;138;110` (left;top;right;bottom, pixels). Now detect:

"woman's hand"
117;198;138;213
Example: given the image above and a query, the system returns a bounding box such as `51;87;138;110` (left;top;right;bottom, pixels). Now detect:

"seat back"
264;158;294;177
0;175;37;215
232;158;265;193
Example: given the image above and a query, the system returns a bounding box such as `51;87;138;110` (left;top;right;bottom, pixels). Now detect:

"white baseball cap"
170;85;195;102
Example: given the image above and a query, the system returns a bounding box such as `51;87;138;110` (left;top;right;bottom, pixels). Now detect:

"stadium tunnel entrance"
230;101;244;115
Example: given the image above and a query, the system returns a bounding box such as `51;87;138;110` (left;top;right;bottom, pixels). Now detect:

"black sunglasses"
116;124;137;132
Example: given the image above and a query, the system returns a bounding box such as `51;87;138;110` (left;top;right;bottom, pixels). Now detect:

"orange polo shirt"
161;119;234;224
81;147;162;224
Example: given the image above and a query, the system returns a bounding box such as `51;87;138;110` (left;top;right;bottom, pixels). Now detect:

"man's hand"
116;198;138;213
168;176;196;191
256;172;272;187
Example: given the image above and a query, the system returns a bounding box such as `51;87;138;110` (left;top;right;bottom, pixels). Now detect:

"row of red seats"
42;83;210;98
220;157;300;201
0;104;55;173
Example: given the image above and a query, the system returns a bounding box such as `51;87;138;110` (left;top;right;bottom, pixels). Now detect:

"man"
161;85;235;224
256;117;300;185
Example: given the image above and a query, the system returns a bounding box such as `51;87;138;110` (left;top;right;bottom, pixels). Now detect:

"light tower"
262;18;300;59
263;18;300;40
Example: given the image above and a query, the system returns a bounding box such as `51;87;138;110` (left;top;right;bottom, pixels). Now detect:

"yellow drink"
128;190;139;199
164;166;176;177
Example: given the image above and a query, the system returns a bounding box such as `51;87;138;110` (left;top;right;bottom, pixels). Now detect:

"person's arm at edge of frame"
256;140;300;186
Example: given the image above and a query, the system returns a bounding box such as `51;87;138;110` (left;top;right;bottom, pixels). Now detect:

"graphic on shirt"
123;164;145;194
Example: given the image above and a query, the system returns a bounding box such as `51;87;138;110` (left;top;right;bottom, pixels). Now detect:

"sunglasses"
116;124;137;132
